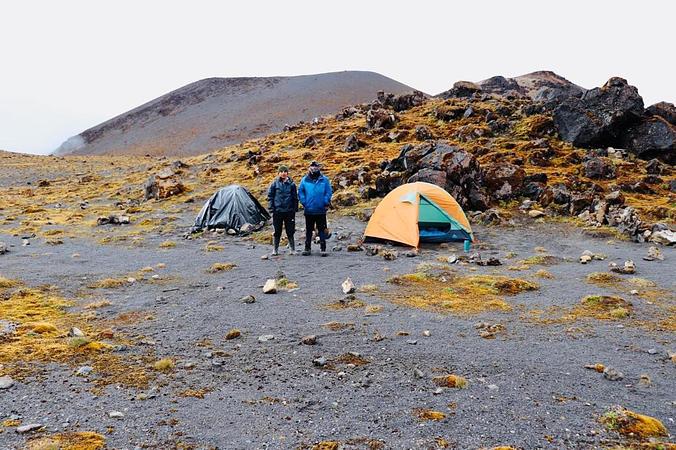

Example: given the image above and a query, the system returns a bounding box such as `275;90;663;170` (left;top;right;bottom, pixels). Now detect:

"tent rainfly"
364;182;473;247
191;185;270;233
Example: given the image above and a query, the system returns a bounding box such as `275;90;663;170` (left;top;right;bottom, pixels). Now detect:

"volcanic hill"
53;71;417;157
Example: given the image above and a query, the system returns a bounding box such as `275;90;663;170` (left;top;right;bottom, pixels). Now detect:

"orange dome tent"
364;182;473;248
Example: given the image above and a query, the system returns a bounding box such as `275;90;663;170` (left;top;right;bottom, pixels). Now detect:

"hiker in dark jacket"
298;160;333;256
267;165;298;256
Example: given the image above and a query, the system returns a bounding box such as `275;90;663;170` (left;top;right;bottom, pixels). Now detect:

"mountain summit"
54;71;416;157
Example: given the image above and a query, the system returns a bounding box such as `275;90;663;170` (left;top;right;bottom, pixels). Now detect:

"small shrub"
153;358;175;371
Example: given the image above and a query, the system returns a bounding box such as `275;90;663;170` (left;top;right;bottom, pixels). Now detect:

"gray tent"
191;185;270;233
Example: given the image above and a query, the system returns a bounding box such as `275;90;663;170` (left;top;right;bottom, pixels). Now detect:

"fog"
1;0;673;155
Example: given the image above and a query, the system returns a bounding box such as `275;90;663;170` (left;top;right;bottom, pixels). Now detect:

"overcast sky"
1;0;674;155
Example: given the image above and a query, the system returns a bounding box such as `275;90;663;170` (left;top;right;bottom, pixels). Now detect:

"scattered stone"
611;260;636;275
639;374;652;387
413;368;425;379
263;279;277;294
403;249;418;257
0;242;7;254
312;356;327;367
647;348;658;355
643;246;664;261
68;327;85;337
603;367;624;381
344;133;365;152
346;244;363;252
75;366;93;377
240;295;256;304
97;215;131;226
650;229;676;246
528;209;545;218
580;254;592;264
108;411;125;419
258;334;275;342
0;375;15;389
414;125;433;141
630;289;639;295
381;249;398;261
260;254;269;260
342;277;355;294
331;245;343;252
406;340;418;345
16;424;42;434
422;330;431;337
301;335;317;345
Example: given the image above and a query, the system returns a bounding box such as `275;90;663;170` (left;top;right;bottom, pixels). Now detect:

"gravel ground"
0;213;674;449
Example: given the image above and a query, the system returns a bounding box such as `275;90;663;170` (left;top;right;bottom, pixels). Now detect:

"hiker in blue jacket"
298;160;333;256
267;165;298;256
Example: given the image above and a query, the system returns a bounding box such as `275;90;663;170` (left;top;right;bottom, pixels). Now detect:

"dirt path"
0;214;674;449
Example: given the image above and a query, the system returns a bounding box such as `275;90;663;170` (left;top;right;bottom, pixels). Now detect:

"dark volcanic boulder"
477;76;525;97
415;125;434;141
377;90;426;112
620;116;676;163
438;81;481;99
380;141;489;210
584;157;616;179
646;102;676;125
366;108;397;129
483;163;526;200
553;77;644;147
344;133;365;152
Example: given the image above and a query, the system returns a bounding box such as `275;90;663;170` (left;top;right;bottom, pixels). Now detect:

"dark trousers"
272;211;295;249
304;214;327;251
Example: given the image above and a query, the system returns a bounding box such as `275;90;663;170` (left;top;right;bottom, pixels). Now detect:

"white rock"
528;210;545;218
127;277;137;283
263;279;277;294
0;375;15;389
258;334;275;342
16;423;42;433
0;242;7;254
580;255;592;264
342;277;355;294
108;411;124;419
422;330;431;337
69;327;85;337
650;230;676;246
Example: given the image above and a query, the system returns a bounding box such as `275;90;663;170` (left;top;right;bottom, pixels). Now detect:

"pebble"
69;327;85;337
528;209;545;218
108;411;124;419
647;348;658;355
332;245;343;252
487;384;499;391
422;330;431;337
260;255;269;260
433;388;443;395
342;277;355;294
258;334;274;342
406;340;418;345
0;375;15;389
75;366;93;376
263;279;277;294
16;423;42;433
313;357;327;367
413;369;425;379
603;367;624;381
301;335;317;345
240;295;256;304
630;289;639;295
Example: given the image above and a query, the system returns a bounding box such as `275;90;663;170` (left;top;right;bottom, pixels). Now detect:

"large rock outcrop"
553;77;644;148
380;141;489;210
620;116;676;163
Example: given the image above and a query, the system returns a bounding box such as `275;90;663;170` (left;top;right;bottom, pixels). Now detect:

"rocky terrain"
0;71;674;449
53;72;416;157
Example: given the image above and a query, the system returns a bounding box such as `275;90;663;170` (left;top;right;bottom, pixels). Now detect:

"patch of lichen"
600;406;668;439
414;409;447;421
206;262;237;273
0;283;150;388
385;270;537;314
27;431;106;450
